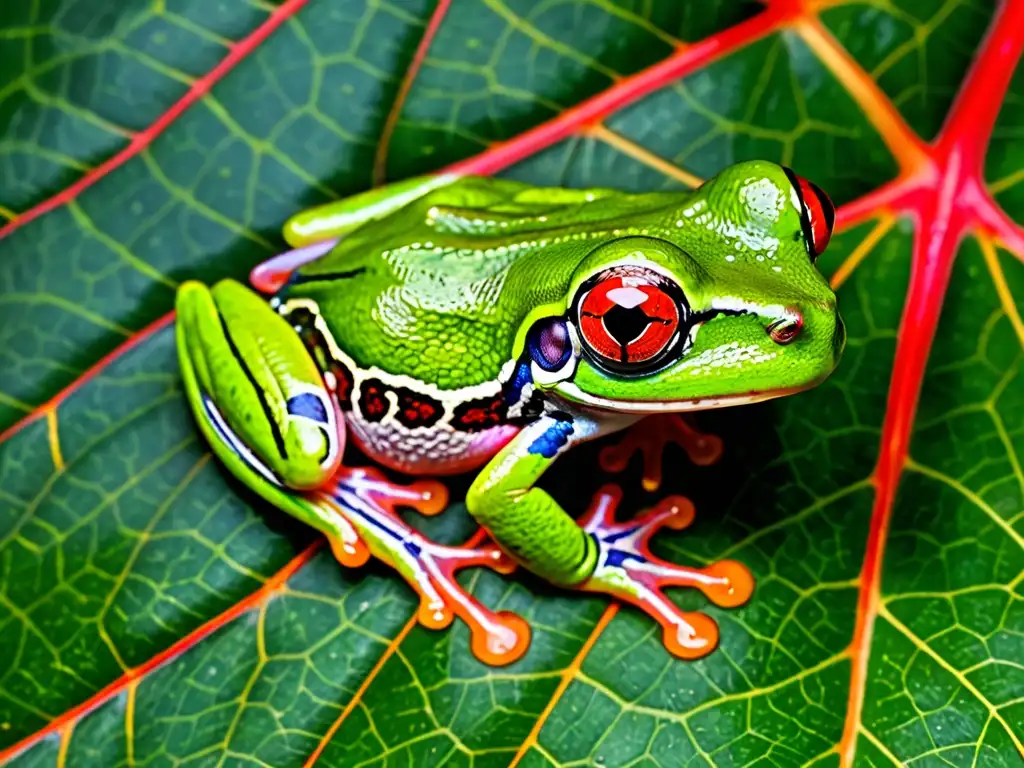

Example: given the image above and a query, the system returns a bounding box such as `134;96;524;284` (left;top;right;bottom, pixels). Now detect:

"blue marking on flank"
605;548;644;569
287;392;328;423
527;418;574;458
504;361;533;406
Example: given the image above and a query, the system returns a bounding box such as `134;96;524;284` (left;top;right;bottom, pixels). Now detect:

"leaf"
0;1;1022;766
0;0;284;219
0;0;432;427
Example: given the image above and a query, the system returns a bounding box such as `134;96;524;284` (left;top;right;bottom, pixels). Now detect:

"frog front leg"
467;412;754;659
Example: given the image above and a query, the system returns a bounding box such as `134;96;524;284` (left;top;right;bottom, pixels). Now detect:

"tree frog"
175;160;844;665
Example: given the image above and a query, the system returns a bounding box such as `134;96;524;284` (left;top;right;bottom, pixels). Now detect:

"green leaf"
0;0;436;427
1;1;1022;766
0;0;283;219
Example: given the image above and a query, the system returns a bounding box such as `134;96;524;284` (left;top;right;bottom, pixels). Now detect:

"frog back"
278;176;682;391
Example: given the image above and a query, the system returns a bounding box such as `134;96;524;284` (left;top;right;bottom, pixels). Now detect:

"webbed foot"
314;467;531;666
578;484;753;659
599;414;723;491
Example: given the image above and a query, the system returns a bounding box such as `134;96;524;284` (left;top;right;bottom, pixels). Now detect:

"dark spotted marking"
286;305;355;410
282;300;544;433
330;360;355;409
452;395;508;432
518;390;546;424
359;379;390;422
288;306;325;362
392;387;443;429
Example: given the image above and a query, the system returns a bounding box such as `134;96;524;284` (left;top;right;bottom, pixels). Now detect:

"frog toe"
578;484;753;660
600;414;723;492
317;468;532;666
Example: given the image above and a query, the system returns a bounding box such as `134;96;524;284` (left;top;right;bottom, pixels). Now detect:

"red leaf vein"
0;543;321;764
0;0;311;241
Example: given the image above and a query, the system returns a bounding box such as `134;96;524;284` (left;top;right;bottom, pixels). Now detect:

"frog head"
521;160;845;413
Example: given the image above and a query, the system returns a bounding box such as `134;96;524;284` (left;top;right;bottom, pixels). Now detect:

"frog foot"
599;415;723;492
313;466;531;666
577;484;753;660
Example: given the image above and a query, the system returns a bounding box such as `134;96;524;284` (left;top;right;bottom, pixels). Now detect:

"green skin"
176;159;844;623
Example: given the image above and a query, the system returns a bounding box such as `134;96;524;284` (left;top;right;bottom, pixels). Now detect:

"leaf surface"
0;1;1022;766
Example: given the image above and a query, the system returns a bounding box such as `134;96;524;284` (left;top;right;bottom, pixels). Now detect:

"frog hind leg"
251;174;461;293
176;278;365;560
281;173;459;248
177;280;530;665
314;467;531;666
176;279;345;489
467;413;754;660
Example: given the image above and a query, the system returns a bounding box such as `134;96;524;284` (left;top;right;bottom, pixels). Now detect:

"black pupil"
603;304;654;347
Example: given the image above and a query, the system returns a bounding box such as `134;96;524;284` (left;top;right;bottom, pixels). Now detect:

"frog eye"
782;167;835;261
576;270;683;371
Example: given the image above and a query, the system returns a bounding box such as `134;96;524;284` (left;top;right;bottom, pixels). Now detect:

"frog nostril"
767;318;802;345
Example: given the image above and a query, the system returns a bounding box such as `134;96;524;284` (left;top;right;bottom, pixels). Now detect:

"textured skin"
176;160;844;623
279;176;615;389
346;413;519;476
278;162;843;401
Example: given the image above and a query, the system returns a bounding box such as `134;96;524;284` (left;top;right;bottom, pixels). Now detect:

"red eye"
783;168;835;260
577;274;681;368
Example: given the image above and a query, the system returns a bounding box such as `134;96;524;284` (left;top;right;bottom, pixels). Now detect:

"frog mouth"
554;378;827;415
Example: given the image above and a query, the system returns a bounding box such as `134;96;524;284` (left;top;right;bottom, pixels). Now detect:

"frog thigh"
176;279;343;490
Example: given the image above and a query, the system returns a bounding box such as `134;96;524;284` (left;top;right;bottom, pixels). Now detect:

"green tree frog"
175;160;844;665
